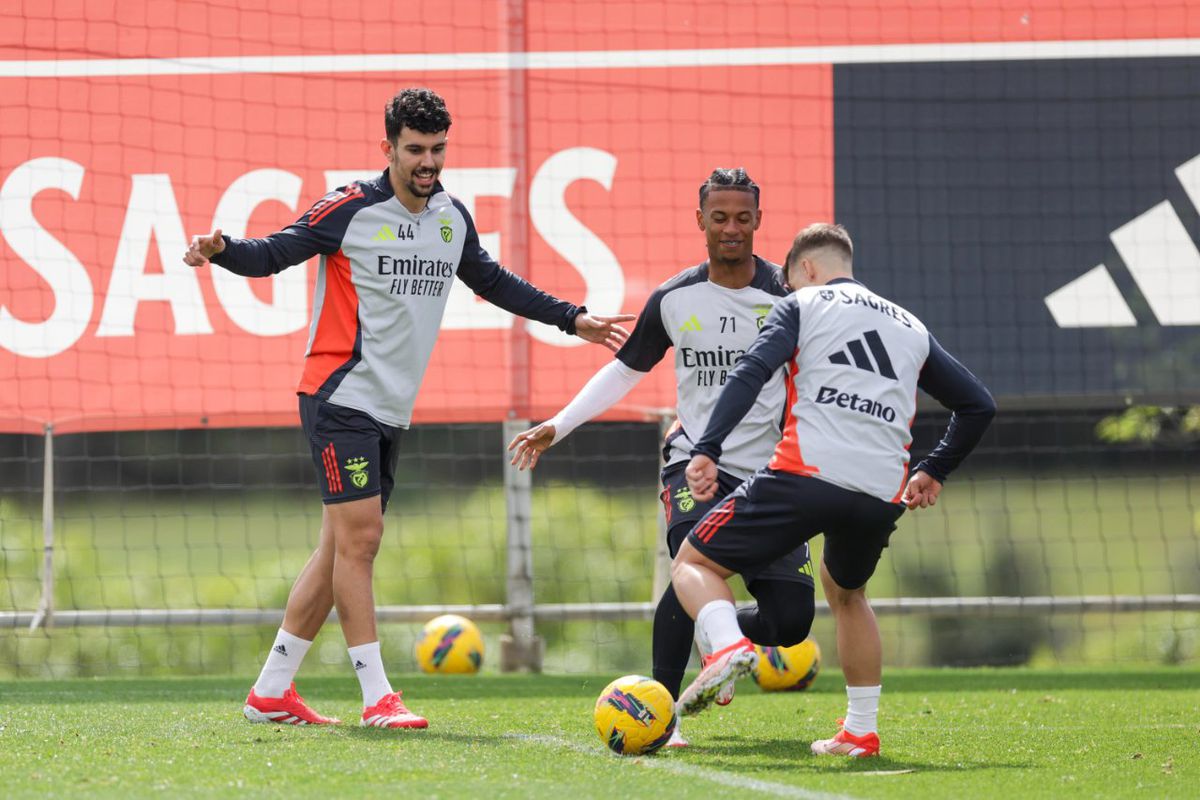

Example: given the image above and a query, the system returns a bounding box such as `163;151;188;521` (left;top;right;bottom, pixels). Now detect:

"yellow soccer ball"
414;614;484;674
593;675;676;756
753;638;821;691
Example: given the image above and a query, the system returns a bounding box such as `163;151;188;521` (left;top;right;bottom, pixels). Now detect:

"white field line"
2;38;1199;78
507;733;862;800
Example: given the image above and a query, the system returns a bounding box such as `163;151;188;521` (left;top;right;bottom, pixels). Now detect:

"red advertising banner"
2;1;1196;433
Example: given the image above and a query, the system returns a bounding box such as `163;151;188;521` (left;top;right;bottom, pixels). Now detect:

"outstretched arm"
507;360;648;470
507;282;673;469
183;185;354;276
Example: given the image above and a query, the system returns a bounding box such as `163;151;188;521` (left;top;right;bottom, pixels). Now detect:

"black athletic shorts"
687;468;906;591
661;463;813;587
298;394;403;512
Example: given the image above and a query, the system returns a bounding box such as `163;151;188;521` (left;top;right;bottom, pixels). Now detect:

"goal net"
2;0;1198;677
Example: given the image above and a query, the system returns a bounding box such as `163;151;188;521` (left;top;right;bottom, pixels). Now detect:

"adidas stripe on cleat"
677;637;757;717
361;691;428;729
243;683;340;726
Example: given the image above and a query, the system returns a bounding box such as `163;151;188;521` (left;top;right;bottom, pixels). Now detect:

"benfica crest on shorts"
344;457;370;489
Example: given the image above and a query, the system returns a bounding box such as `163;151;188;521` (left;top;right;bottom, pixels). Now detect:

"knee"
335;522;384;562
824;584;867;613
773;610;813;647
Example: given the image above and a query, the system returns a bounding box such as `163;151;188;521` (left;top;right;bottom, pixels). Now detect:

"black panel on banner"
833;57;1200;405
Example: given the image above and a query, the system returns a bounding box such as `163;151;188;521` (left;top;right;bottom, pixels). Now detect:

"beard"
407;168;439;197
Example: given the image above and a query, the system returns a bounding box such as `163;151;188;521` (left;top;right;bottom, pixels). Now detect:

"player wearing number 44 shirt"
182;88;632;730
508;169;815;747
673;223;996;757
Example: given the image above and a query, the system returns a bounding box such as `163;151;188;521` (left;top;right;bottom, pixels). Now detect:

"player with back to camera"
182;88;633;730
508;168;815;746
671;222;996;756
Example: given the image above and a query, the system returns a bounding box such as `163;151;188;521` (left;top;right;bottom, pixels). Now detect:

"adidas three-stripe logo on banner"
1045;151;1200;328
828;330;897;380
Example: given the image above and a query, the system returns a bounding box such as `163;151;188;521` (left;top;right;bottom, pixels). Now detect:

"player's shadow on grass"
692;736;1031;772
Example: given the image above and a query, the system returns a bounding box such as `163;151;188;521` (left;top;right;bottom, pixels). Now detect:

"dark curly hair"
698;167;760;209
385;88;453;141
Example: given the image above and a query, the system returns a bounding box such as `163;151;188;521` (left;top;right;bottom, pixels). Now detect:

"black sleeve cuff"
564;305;587;335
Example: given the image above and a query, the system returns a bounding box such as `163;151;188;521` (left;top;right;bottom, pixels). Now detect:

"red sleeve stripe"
308;186;364;227
694;497;736;543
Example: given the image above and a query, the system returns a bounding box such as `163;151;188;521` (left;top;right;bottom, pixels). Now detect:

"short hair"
785;223;854;269
698;168;760;209
385;88;452;141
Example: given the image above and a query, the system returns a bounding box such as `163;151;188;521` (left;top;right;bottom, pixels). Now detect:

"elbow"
980;390;998;422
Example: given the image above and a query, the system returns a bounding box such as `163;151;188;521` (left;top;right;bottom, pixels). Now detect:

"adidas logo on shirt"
827;330;897;380
273;644;288;657
678;314;703;332
354;660;367;671
372;225;399;242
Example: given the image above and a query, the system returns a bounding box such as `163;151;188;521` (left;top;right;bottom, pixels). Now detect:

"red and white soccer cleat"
810;720;880;757
243;683;340;725
677;637;757;717
360;691;429;729
665;716;689;748
715;678;736;706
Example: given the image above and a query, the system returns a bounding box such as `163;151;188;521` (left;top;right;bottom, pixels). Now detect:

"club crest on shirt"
819;289;836;301
438;214;454;243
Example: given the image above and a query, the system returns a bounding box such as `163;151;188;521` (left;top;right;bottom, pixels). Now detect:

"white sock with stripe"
843;684;882;735
348;641;394;708
695;599;743;653
253;629;312;698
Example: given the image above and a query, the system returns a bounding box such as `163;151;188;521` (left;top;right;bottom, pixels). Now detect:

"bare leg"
670;538;737;619
820;557;881;685
326;496;385;647
280;507;336;640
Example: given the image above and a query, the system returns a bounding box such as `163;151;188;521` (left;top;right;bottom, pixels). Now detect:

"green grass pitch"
1;668;1195;799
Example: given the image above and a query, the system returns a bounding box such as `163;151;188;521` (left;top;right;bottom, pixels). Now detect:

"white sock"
843;684;882;735
253;629;313;698
693;625;710;656
348;641;394;707
695;600;743;653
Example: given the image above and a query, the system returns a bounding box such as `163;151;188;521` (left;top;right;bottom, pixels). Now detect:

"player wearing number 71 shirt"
183;87;632;730
508;168;815;746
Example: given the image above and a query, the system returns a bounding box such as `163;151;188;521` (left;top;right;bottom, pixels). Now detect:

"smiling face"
697;188;761;268
381;126;448;212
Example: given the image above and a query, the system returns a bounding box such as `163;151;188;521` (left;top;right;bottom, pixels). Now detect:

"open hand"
183;229;226;267
507;422;557;470
573;313;636;353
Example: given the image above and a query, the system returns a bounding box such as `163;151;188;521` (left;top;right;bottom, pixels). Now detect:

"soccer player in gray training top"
183;88;633;730
508;168;814;747
673;223;995;757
